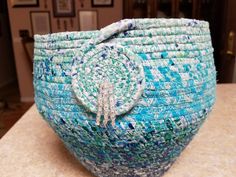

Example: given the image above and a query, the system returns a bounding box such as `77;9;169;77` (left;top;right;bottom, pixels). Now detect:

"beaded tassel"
103;82;109;126
109;85;116;127
96;81;116;127
96;84;103;126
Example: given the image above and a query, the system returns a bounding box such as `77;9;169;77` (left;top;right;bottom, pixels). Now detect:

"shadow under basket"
33;18;216;177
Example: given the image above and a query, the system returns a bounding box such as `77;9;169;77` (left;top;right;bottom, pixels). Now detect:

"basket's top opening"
34;18;209;42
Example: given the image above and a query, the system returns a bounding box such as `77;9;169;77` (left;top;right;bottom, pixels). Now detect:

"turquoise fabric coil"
33;18;216;177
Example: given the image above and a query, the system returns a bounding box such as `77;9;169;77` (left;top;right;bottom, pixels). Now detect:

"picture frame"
91;0;113;7
52;0;75;17
78;10;98;31
11;0;39;7
30;11;51;35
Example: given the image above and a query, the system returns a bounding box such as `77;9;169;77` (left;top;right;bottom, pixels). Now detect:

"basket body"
34;19;216;177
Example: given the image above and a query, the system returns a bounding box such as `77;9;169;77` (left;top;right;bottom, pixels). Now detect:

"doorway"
0;0;16;89
0;0;32;138
217;0;236;83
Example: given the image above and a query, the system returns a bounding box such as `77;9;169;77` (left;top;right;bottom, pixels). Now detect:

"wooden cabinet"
156;0;175;18
124;0;212;20
176;0;199;18
124;0;157;18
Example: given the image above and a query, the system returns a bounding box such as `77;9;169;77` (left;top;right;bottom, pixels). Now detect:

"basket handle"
94;19;136;45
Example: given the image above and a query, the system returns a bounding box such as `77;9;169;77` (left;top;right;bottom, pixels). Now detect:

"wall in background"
0;1;16;88
7;0;123;102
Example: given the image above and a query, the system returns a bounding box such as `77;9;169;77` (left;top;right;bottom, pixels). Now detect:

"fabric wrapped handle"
98;19;136;44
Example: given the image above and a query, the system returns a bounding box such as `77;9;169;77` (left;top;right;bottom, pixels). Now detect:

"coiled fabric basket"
34;18;216;177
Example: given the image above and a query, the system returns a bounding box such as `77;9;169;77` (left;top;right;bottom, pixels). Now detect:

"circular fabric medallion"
71;43;145;115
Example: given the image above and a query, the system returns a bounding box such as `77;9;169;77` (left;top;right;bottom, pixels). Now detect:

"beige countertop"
0;84;236;177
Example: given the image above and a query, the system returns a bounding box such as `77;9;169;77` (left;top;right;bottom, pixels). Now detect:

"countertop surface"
0;84;236;177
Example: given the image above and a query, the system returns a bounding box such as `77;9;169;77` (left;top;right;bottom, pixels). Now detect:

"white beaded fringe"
96;81;116;127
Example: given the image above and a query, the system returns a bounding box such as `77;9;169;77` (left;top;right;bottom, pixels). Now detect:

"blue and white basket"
34;18;216;177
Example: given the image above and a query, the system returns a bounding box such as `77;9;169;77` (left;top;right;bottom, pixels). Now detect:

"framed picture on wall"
78;10;98;31
12;0;39;7
53;0;75;17
30;11;51;35
91;0;113;7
